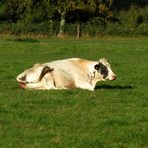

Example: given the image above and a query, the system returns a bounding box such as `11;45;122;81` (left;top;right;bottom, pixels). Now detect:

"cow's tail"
39;66;54;81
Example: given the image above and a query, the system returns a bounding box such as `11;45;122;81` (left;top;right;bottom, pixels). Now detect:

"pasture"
0;37;148;147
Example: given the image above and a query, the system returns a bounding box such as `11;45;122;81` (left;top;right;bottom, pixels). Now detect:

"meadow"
0;37;147;147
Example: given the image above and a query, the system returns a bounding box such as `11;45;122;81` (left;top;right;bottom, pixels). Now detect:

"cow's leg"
76;80;95;91
50;69;76;89
26;73;56;90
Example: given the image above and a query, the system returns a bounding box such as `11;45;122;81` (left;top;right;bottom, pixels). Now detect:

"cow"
16;58;116;91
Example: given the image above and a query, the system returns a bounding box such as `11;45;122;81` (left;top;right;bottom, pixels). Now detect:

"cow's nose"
111;75;116;80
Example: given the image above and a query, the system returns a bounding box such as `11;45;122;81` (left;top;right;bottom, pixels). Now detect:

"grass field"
0;37;148;147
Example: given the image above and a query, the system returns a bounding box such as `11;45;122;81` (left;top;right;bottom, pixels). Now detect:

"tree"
49;0;102;38
66;0;113;38
5;0;113;37
19;0;48;23
60;0;98;38
5;0;24;22
6;0;49;23
0;0;7;21
49;0;76;37
112;0;148;10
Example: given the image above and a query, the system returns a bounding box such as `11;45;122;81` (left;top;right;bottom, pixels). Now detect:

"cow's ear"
94;64;100;70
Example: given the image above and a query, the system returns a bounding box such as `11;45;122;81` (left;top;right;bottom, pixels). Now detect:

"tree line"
0;0;148;37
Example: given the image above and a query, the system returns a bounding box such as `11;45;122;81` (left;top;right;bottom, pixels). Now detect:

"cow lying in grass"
16;58;116;91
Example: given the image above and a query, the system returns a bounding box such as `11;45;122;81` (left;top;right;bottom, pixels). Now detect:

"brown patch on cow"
39;66;54;81
78;59;89;66
69;59;89;79
65;81;75;88
69;59;88;71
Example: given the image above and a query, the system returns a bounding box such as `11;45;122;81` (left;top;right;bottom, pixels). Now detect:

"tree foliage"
1;0;148;37
4;0;114;36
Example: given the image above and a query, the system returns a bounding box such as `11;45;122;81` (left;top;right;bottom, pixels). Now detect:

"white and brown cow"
16;58;116;91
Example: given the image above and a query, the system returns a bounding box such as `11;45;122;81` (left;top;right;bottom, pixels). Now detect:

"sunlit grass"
0;37;147;147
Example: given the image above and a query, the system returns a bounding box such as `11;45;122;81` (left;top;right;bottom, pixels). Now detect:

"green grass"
0;37;148;147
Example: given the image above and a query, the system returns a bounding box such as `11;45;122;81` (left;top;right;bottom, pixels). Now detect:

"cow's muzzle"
19;82;26;89
111;75;116;81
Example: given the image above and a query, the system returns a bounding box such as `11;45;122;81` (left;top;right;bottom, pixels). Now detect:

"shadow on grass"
95;84;133;90
14;38;39;43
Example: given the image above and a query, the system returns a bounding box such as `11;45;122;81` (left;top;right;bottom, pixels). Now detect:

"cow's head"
94;58;116;81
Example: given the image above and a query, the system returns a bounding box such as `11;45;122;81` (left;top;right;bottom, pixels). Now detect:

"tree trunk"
57;11;65;37
76;20;81;39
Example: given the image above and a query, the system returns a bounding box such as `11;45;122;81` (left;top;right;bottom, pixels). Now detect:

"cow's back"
44;58;91;78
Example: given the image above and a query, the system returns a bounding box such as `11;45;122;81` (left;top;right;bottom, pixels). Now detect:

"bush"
136;23;148;36
105;23;130;36
0;5;148;37
81;18;105;37
0;21;59;36
105;5;148;36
